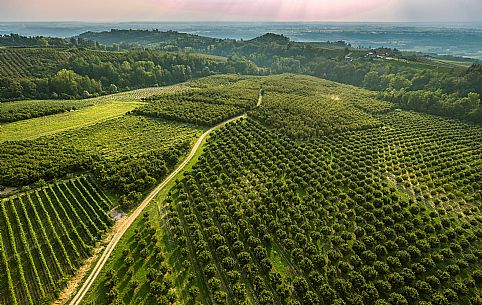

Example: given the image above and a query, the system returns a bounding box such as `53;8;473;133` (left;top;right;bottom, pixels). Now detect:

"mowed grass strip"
0;101;144;142
91;84;192;103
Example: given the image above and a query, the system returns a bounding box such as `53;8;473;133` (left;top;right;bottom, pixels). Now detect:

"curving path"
69;116;242;304
70;93;262;305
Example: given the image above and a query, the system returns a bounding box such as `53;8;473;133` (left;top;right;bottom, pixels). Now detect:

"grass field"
0;101;142;142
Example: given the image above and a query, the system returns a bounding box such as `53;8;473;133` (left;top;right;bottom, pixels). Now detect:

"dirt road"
69;114;246;305
69;91;264;305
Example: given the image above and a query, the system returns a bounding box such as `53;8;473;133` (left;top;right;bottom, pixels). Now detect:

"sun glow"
150;0;392;21
2;0;479;21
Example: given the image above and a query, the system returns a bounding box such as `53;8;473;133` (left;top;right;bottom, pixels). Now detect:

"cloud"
0;0;480;21
146;0;391;20
357;0;482;21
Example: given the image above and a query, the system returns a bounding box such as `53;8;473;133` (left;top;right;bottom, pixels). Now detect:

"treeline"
1;30;481;123
67;50;261;88
77;29;482;123
380;90;481;122
0;33;102;49
207;35;482;123
0;50;263;100
307;59;482;123
0;33;69;47
0;69;102;100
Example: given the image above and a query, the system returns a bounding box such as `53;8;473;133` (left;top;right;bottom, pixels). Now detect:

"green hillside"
0;82;208;305
82;74;482;305
0;47;480;303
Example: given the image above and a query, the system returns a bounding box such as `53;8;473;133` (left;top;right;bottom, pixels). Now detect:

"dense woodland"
0;49;242;100
78;30;482;123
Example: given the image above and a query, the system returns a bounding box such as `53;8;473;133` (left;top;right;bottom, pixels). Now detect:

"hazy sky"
1;0;481;22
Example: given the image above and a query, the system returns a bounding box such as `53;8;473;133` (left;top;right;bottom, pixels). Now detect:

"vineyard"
0;176;113;305
0;48;123;78
83;75;482;305
0;48;71;78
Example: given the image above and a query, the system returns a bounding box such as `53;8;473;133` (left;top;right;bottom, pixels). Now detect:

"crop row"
0;48;72;78
136;83;259;126
0;50;32;77
134;99;245;127
0;176;113;305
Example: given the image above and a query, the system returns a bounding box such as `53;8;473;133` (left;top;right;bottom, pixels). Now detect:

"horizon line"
2;20;482;24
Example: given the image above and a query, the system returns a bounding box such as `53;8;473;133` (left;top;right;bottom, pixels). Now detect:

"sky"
1;0;481;22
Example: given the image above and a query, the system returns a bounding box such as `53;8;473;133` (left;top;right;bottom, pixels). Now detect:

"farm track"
70;114;245;305
69;94;262;305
